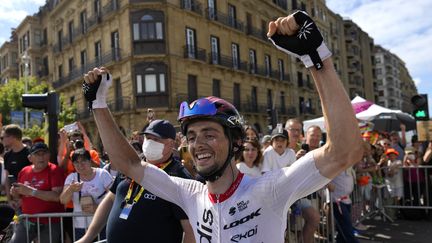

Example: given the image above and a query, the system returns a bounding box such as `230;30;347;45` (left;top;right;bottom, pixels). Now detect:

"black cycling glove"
268;11;331;70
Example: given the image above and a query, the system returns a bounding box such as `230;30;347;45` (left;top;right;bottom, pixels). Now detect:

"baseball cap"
385;148;399;156
271;128;288;140
141;119;176;140
29;142;49;154
261;135;272;144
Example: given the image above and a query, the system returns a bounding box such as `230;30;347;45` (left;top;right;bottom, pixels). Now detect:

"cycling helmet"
178;96;245;181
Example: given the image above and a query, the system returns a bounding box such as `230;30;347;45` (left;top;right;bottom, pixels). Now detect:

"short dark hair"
3;124;23;140
68;130;84;140
71;148;91;162
0;143;4;155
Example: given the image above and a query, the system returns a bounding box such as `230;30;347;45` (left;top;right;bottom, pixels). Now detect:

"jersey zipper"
216;194;221;243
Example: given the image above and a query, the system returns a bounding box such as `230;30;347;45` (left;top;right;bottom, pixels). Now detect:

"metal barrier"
15;212;105;243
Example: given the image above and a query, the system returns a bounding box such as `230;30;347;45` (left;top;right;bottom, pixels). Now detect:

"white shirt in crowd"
261;146;296;173
236;162;262;177
384;159;403;197
64;168;113;229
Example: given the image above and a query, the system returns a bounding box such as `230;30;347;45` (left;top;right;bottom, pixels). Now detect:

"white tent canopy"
303;96;404;132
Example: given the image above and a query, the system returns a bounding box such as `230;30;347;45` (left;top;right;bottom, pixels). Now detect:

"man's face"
1;131;15;148
272;137;288;154
29;151;49;170
144;134;174;164
380;139;391;150
286;121;302;144
186;120;229;175
306;127;322;149
390;134;399;144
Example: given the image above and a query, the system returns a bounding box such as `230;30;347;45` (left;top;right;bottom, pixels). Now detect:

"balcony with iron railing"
208;52;247;72
246;25;267;41
180;0;203;15
108;96;133;112
53;48;123;89
102;0;121;16
205;8;244;32
183;45;206;62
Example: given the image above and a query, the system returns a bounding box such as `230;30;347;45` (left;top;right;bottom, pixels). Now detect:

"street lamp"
21;51;31;129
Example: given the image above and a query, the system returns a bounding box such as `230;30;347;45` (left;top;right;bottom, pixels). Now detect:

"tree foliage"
0;77;76;139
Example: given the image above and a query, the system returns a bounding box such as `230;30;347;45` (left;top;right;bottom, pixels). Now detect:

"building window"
133;14;164;41
57;29;63;51
58;64;63;79
212;79;220;97
299;96;304;114
280;91;286;113
251;86;258;111
68;58;75;72
186;28;196;58
187;74;197;102
81;50;87;68
278;59;284;80
80;10;87;33
69;96;75;106
265;54;271;77
233;83;240;109
297;71;303;87
228;4;236;28
68;21;74;43
94;0;101;16
95;41;102;62
136;67;166;94
208;0;217;20
111;31;120;60
267;89;273;109
249;49;256;74
210;36;219;64
231;43;239;69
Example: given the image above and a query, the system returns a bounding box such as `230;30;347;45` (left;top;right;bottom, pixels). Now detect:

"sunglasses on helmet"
178;98;218;121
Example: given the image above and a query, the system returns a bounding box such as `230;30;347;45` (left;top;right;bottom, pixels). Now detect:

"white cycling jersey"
140;152;330;243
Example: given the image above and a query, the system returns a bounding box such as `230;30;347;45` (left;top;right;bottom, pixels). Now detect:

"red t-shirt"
18;162;65;223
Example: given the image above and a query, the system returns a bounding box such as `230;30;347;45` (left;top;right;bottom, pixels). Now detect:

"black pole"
47;92;59;164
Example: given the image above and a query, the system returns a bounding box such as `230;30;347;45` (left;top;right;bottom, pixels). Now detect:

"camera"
301;143;310;152
73;140;84;149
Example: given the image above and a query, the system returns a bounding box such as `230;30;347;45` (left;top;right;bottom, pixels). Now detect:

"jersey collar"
208;172;244;203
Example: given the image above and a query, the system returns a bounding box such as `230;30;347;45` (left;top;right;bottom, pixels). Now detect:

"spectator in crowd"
102;152;118;179
76;120;194;243
236;138;263;177
0;143;6;190
0;204;15;243
329;165;358;243
423;141;432;207
293;125;322;243
178;134;196;178
403;147;425;206
285;118;303;152
389;125;406;161
2;124;31;210
21;137;32;148
244;125;259;141
382;148;403;219
60;148;113;241
9;143;65;243
261;127;296;172
378;138;392;152
260;135;272;152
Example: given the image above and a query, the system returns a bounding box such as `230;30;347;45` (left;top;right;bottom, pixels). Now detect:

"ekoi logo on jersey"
223;208;261;230
196;209;214;243
231;225;258;242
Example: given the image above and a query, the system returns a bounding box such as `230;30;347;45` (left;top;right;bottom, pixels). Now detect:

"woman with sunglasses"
236;139;263;177
60;148;113;241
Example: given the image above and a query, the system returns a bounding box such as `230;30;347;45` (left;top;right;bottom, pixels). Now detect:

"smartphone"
301;143;310;152
64;122;78;133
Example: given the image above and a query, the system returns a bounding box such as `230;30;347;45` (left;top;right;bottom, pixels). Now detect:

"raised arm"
268;11;363;179
83;68;144;183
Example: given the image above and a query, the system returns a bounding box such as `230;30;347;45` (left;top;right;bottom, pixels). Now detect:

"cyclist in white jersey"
82;10;363;243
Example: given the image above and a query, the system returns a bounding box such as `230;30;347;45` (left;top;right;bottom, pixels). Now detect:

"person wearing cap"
383;148;403;219
260;135;272;152
75;119;194;243
9;142;65;243
261;127;296;173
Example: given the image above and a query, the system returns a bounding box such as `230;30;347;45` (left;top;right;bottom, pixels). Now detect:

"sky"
0;0;431;110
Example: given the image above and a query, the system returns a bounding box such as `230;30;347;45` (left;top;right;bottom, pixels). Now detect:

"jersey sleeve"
257;152;330;214
64;173;76;186
140;163;203;211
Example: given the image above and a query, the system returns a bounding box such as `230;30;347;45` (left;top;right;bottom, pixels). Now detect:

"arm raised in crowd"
268;11;363;179
83;68;144;183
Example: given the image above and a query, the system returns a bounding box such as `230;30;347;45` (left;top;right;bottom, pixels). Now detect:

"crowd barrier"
15;212;105;243
12;166;432;243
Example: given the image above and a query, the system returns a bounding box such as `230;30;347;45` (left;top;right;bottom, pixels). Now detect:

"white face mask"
142;138;165;161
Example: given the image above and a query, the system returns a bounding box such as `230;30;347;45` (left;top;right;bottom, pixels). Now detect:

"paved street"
357;216;432;243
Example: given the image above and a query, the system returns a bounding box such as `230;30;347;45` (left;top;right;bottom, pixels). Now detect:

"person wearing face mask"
75;120;195;243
